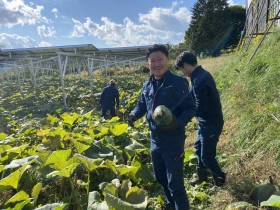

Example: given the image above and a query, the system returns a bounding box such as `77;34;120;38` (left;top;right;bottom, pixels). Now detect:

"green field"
0;30;279;209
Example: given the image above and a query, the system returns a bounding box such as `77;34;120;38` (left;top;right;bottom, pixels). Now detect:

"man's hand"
158;115;180;131
127;113;137;127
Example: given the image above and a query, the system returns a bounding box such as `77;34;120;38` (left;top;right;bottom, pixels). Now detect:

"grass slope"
198;29;280;209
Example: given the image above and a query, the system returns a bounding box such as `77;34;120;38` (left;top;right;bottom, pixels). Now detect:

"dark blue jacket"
191;66;223;125
131;70;196;142
100;84;119;108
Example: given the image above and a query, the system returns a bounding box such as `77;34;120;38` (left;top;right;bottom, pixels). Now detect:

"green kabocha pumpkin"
153;105;173;126
251;176;279;205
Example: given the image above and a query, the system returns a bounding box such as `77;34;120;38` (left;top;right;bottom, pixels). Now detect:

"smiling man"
127;44;195;210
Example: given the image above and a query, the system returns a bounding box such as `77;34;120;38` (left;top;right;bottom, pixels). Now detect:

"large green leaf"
4;199;31;210
74;154;105;172
46;162;80;178
87;191;109;210
36;144;52;162
110;123;128;136
0;164;30;192
48;127;68;138
115;165;138;176
5;190;30;205
45;149;72;170
34;203;68;210
71;139;91;154
105;193;147;210
126;186;147;204
82;110;93;120
32;182;43;205
0;145;12;153
47;114;59;125
61;112;79;126
261;194;280;207
6;144;29;155
0;132;8;141
54;203;69;210
132;161;154;184
0;165;5;173
124;140;145;158
4;155;38;170
102;183;119;197
119;180;132;201
183;150;196;164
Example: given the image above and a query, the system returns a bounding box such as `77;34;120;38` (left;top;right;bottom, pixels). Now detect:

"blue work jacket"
131;70;196;143
100;84;119;108
191;66;223;125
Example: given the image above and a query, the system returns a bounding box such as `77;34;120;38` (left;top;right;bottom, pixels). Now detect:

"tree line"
170;0;246;58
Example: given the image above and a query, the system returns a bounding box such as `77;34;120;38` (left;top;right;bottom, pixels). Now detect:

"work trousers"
151;138;190;210
101;105;116;118
194;122;224;177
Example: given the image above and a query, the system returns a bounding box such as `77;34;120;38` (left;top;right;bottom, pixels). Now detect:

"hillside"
196;29;280;209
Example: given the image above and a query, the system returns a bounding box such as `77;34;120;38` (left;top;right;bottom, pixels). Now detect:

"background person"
100;79;119;118
128;44;195;210
175;51;226;187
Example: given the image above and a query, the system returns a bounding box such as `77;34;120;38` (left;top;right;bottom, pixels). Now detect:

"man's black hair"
146;44;168;61
175;51;197;69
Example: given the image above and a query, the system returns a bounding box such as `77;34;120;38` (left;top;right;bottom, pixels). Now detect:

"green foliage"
261;194;280;208
1;36;279;209
226;5;246;49
184;0;244;56
215;30;280;164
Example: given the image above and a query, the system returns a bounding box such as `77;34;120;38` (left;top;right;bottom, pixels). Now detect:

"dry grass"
198;54;233;74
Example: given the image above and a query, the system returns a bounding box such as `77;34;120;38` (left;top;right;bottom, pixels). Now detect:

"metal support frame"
58;54;68;107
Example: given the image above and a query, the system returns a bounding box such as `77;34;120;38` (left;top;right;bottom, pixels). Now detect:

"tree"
184;0;231;56
225;5;246;49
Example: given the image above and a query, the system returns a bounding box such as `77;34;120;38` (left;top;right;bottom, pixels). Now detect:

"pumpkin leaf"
47;114;59;125
105;193;147;210
45;149;72;170
0;132;8;141
87;191;109;210
110;123;128;136
46;163;80;178
0;164;31;192
61;112;79;126
5;190;30;205
34;203;68;210
32;182;43;205
261;195;280;207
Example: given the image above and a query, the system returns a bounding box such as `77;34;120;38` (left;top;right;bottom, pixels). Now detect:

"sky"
0;0;245;50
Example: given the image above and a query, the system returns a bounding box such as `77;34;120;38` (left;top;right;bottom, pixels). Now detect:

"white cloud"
51;8;58;19
0;0;47;28
38;41;52;47
69;18;86;37
37;25;57;37
69;1;191;46
0;33;36;49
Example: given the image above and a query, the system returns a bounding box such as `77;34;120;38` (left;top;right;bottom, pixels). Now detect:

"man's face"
147;51;169;79
180;63;193;77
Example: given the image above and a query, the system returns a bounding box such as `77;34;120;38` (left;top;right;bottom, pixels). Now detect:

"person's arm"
100;89;105;104
128;87;147;127
174;79;196;127
116;89;120;109
192;81;209;116
131;88;147;119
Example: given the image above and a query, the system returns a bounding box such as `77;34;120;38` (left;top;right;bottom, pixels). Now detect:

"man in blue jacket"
128;44;195;210
100;80;119;118
175;51;226;187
